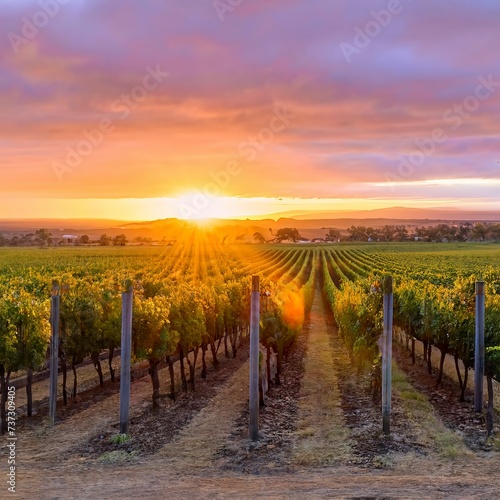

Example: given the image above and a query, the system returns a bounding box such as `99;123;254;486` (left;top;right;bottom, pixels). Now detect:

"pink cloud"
0;0;499;206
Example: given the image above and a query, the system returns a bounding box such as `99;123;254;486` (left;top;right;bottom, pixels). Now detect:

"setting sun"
174;194;278;220
175;193;228;220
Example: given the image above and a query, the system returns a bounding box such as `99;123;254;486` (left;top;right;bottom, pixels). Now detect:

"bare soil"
216;316;308;474
83;343;250;459
324;304;429;467
393;342;496;452
4;288;500;499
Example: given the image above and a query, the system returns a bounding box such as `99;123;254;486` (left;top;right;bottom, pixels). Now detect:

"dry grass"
155;361;250;470
392;363;470;460
293;289;351;466
398;330;500;412
98;450;137;464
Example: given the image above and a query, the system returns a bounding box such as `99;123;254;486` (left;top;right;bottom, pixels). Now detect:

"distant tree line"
0;229;129;247
254;227;304;243
252;222;500;244
343;222;500;242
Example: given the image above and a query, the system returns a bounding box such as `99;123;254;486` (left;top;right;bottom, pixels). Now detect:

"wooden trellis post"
249;275;260;441
119;281;133;434
49;281;60;426
474;281;485;413
382;276;393;435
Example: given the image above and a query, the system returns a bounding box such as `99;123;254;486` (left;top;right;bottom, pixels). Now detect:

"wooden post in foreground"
249;275;260;441
119;282;133;434
382;276;393;435
474;281;485;413
49;281;60;426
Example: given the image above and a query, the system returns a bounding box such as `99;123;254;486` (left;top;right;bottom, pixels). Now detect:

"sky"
1;0;500;220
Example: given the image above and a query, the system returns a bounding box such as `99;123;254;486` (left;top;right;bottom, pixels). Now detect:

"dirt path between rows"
7;288;500;498
293;286;352;465
155;360;250;471
18;374;153;466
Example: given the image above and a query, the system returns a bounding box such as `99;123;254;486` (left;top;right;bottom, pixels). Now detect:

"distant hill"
262;207;500;221
1;207;499;243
